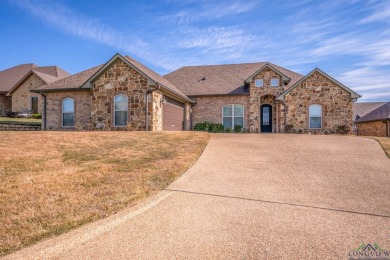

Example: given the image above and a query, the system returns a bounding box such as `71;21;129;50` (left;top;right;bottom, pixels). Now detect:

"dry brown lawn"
0;131;209;256
370;136;390;158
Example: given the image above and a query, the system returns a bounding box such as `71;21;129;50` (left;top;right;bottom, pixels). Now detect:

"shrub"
32;114;42;119
194;122;210;131
233;124;242;133
225;127;232;133
209;123;224;133
194;122;224;133
284;124;294;133
336;124;349;135
5;112;17;118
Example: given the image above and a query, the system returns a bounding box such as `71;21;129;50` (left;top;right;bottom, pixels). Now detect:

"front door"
260;104;272;133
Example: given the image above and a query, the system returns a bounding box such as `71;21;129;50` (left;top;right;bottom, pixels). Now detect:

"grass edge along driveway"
0;131;209;256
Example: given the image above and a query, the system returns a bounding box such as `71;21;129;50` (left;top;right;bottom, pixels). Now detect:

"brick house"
355;102;390;137
0;64;69;116
165;63;361;133
33;54;193;131
33;53;361;133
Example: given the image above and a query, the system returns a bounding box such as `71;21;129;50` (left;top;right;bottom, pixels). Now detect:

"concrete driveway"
7;134;390;259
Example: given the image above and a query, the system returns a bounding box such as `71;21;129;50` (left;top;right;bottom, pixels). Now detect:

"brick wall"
357;120;388;137
11;73;45;114
284;71;353;133
191;95;250;128
45;91;92;130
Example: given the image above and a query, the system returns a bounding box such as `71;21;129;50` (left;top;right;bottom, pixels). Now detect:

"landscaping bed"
0;131;209;256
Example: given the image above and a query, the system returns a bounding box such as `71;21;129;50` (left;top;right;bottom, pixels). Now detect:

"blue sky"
0;0;389;101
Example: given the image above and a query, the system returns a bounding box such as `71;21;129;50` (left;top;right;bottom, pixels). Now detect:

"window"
62;98;74;127
114;95;128;126
255;79;263;87
222;105;244;129
31;96;38;114
271;78;279;87
309;104;322;129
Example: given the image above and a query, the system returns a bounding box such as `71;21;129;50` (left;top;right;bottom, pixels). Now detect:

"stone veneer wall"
11;73;44;114
357;120;388;137
91;58;149;131
284;71;353;133
0;123;41;131
249;67;285;133
45;91;92;130
151;91;163;131
0;95;12;116
191;95;250;128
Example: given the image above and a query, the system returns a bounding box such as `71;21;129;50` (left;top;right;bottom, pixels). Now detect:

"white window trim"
222;104;245;129
309;104;322;129
271;78;280;87
255;79;264;87
62;97;75;128
113;94;129;127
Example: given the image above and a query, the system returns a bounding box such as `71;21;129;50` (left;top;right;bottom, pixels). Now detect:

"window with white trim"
309;104;322;129
255;79;263;87
271;78;279;87
114;95;128;127
62;98;74;127
222;105;244;129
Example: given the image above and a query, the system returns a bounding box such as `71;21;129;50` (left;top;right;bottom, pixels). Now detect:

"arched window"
222;104;244;129
62;98;75;127
309;104;322;129
114;95;128;126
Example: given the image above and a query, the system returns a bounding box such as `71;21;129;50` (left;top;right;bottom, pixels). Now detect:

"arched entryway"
260;104;272;133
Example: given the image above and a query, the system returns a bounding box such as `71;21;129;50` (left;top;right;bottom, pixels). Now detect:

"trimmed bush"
194;122;224;133
233;124;242;133
32;114;42;119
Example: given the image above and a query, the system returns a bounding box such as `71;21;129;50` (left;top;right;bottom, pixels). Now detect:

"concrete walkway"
6;134;390;259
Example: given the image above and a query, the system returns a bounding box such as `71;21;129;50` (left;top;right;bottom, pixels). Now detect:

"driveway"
6;134;390;259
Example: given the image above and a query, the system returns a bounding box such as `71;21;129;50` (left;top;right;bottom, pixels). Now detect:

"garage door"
163;97;184;131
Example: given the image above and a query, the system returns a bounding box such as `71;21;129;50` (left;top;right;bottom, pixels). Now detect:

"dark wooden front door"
260;104;272;133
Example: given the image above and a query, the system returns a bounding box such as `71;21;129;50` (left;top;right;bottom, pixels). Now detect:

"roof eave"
244;63;291;84
31;87;88;93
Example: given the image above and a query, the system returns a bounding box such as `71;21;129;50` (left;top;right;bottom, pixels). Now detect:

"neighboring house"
165;63;361;133
355;102;390;137
0;64;36;116
352;102;386;121
31;53;361;132
0;63;69;116
32;53;193;131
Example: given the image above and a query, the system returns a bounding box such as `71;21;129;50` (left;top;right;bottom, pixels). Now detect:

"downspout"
145;84;160;131
41;92;47;130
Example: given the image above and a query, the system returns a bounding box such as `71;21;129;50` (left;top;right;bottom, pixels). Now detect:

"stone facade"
45;91;92;130
0;123;41;131
151;91;163;131
284;71;353;133
356;120;389;137
191;95;250;128
91;59;150;131
248;67;285;133
0;95;12;116
11;73;45;114
44;58;187;131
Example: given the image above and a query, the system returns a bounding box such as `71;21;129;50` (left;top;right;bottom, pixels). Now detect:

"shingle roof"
164;62;303;96
123;55;192;103
7;66;71;95
355;102;390;123
0;63;37;93
353;102;386;121
34;65;103;91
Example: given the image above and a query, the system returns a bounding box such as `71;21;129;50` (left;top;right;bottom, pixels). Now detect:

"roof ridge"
180;62;266;68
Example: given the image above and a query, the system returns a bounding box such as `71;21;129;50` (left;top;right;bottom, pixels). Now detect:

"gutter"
145;84;160;131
